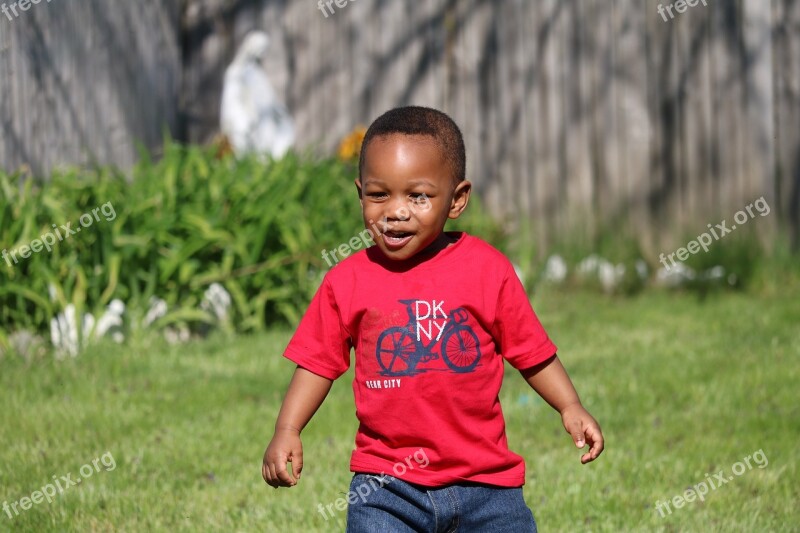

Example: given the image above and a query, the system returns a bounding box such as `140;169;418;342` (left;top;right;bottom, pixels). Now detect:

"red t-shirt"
284;232;557;487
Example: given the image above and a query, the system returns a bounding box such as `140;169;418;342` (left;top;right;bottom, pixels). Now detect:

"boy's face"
356;134;470;261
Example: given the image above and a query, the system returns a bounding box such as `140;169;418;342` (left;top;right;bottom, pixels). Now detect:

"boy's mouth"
382;230;414;249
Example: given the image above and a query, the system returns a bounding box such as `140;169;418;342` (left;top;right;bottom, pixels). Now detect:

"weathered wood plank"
1;0;797;247
0;0;180;176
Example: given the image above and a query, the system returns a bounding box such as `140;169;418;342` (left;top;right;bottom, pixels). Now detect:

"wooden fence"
2;0;799;250
0;0;181;173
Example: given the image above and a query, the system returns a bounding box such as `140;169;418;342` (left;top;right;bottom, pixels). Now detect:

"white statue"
221;31;295;159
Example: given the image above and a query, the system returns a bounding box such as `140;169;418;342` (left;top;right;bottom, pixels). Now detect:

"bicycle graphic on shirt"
376;299;481;376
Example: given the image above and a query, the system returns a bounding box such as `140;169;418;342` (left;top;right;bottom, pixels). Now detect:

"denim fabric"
345;474;537;533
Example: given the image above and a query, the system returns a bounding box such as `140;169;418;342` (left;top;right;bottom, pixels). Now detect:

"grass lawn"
0;288;797;532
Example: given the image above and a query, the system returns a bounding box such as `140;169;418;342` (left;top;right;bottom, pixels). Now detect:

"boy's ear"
354;177;363;207
448;180;471;220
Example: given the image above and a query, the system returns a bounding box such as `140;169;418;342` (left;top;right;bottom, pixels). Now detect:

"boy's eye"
366;192;388;199
409;193;429;203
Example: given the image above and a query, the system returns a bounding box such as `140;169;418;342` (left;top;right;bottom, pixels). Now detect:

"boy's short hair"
358;106;466;186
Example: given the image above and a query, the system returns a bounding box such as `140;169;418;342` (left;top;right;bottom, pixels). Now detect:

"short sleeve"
491;264;557;369
283;276;352;380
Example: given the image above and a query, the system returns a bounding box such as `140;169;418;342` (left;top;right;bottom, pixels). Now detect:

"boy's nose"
385;196;411;221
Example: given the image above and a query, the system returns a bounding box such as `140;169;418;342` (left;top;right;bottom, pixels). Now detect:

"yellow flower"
338;126;367;161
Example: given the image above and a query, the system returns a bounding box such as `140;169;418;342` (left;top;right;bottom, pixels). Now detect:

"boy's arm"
520;355;604;464
262;366;334;488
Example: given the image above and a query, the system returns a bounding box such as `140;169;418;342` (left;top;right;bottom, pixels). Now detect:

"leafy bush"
0;141;506;345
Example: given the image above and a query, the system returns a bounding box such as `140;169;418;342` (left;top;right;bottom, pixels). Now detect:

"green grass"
0;289;797;532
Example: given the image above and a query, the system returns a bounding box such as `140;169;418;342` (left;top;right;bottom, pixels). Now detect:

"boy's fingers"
275;468;293;486
586;425;605;457
581;445;600;464
580;424;604;464
263;448;278;486
567;420;585;448
266;453;292;487
267;461;280;487
274;454;297;486
291;448;304;480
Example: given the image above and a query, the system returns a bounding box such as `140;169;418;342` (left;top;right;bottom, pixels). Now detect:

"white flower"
577;254;601;277
95;299;125;343
655;264;696;288
543;255;567;283
143;297;168;328
705;265;725;280
164;325;190;345
201;283;232;323
49;298;129;357
598;261;625;293
50;304;95;358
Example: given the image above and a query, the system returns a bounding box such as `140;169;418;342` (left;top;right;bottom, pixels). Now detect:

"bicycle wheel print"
441;325;481;373
376;327;417;376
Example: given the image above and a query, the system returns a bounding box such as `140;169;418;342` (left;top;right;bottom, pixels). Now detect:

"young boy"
262;106;604;532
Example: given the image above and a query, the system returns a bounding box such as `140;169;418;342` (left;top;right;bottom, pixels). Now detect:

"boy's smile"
356;134;471;261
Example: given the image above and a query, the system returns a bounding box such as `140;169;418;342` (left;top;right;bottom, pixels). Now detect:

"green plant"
0;142;506;341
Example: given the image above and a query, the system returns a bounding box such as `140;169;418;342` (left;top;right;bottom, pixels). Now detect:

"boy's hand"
262;366;334;489
560;403;604;464
262;427;303;488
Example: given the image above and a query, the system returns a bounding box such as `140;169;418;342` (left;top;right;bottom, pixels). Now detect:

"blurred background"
0;1;798;531
2;0;798;246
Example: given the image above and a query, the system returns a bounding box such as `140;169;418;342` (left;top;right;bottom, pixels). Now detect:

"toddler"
262;106;604;532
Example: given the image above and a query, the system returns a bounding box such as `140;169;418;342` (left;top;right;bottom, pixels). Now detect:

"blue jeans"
345;473;537;532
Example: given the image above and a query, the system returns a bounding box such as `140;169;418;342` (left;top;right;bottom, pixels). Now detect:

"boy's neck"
369;232;463;272
417;231;458;257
